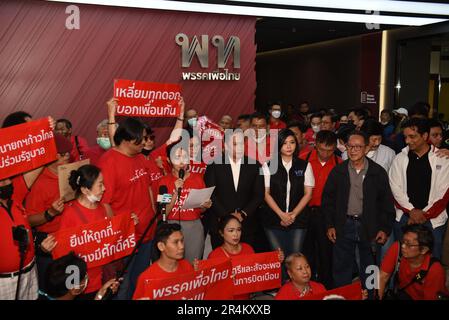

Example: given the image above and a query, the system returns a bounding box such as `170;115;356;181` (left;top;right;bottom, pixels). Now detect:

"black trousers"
302;206;334;289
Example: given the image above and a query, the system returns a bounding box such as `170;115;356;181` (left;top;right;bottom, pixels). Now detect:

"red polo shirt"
133;259;194;299
300;149;342;207
275;281;327;300
84;145;106;166
99;149;155;243
157;173;205;221
0;176;35;273
269;119;287;130
70;135;89;162
25;168;62;233
381;242;449;300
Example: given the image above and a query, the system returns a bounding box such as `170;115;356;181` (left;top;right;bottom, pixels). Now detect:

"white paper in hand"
181;186;215;210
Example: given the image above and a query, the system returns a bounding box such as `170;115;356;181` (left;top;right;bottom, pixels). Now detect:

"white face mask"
86;192;102;203
312;125;321;133
380;121;388;126
271;110;281;119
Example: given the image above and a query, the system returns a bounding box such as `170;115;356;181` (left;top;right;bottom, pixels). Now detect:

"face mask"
86;192;101;203
96;137;111;150
380;121;388;126
0;184;13;200
188;118;197;128
312;125;320;133
367;150;375;158
141;148;151;156
271;110;281;119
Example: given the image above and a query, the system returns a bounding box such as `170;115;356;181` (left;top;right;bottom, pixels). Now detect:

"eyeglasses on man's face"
400;240;420;248
346;144;365;151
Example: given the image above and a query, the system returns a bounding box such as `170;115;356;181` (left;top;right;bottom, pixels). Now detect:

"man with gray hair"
84;119;116;166
219;115;233;130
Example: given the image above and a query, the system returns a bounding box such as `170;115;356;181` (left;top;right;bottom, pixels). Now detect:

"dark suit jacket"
204;155;264;242
321;158;395;242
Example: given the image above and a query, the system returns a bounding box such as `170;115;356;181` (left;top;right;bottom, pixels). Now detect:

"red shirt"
70;135;89;162
245;137;272;164
269;119;287;130
151;143;171;174
99;149;155;243
298;144;314;158
157;173;205;221
0;176;35;273
133;259;194;299
208;243;255;300
304;128;316;145
25;168;62;233
275;281;327;300
381;242;449;300
58;200;109;293
299;149;342;207
144;155;165;202
187;161;207;177
84;145;106;167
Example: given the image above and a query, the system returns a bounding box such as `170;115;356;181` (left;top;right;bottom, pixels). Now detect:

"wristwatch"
44;210;55;222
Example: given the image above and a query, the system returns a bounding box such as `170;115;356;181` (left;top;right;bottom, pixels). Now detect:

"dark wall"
256;34;382;113
398;39;431;108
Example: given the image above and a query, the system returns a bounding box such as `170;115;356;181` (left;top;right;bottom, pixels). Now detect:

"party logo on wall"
176;33;241;81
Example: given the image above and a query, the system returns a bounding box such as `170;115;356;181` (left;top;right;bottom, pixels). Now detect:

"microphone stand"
101;208;161;300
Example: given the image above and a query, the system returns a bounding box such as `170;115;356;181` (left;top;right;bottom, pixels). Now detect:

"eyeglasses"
346;144;365;151
400;241;420;248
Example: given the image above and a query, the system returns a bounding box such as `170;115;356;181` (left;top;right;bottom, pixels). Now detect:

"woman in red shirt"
133;223;195;299
160;143;212;263
208;215;255;300
275;253;326;300
42;165;115;298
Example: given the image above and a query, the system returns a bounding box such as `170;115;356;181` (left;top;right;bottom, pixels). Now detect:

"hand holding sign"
113;79;182;118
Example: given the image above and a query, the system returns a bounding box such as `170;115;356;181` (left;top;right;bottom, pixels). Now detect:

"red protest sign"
231;251;282;295
196;116;224;162
301;281;363;300
137;258;233;300
0;118;57;180
51;213;136;268
113;79;181;117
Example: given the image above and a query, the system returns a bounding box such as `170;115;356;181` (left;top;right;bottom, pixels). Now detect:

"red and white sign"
137;257;233;300
0;118;57;180
301;281;363;300
51;213;136;268
230;251;282;295
113;79;181;117
196;116;224;162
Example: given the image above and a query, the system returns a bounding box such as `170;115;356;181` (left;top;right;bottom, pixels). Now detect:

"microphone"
177;169;185;201
157;185;169;223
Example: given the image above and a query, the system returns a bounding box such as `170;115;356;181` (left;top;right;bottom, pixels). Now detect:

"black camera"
12;225;30;250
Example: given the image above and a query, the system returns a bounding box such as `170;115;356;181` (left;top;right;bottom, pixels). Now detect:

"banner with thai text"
301;281;363;300
114;79;181;117
196;116;224;162
136;258;233;300
51;213;136;268
230;251;282;295
0;118;57;180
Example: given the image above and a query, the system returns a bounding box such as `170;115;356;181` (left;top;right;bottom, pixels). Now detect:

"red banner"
0;118;57;180
51;213;136;268
113;79;181;117
230;251;282;295
196;116;224;162
137;258;233;300
301;281;363;300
